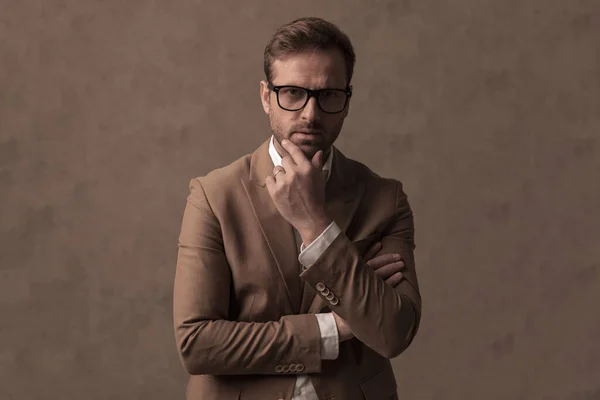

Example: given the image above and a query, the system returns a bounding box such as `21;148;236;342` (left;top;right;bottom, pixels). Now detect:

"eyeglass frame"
267;81;353;114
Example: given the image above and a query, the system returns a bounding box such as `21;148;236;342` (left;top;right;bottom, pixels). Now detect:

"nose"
300;96;321;122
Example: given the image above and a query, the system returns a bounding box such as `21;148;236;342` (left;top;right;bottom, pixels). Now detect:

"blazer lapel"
243;139;300;314
242;137;365;315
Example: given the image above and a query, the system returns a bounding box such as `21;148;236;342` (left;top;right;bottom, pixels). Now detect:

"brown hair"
263;17;356;86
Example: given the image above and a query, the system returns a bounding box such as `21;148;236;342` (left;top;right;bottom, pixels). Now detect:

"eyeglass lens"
278;87;347;113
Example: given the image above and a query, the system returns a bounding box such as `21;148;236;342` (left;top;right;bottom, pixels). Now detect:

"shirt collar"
268;135;333;181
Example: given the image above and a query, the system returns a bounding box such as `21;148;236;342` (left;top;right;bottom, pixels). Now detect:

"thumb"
311;150;324;169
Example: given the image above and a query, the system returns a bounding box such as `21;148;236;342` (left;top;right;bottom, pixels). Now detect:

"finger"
281;139;310;167
374;261;405;278
277;140;292;159
264;179;274;198
265;175;274;189
272;166;285;178
385;272;404;287
375;261;404;278
311;149;325;169
363;242;382;260
368;254;403;270
281;153;297;174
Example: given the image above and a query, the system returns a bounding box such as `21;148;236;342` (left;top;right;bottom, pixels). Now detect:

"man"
173;17;421;400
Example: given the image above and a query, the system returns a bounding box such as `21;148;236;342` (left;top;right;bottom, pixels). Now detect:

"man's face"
260;48;350;161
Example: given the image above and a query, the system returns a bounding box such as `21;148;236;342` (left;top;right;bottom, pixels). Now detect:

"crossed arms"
173;178;421;375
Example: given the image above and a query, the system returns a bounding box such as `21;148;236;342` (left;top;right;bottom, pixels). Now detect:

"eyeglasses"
267;82;352;114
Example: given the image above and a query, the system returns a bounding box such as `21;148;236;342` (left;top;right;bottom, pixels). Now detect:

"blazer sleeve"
299;180;422;359
173;178;324;376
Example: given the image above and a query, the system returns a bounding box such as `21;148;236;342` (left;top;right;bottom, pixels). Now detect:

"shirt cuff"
315;313;339;360
298;221;342;267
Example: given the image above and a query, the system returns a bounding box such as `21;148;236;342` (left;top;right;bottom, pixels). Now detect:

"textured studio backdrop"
0;0;599;399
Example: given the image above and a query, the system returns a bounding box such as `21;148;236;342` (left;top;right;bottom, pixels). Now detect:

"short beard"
267;110;335;159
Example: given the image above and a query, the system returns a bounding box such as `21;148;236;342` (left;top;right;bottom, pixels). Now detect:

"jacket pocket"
359;367;398;400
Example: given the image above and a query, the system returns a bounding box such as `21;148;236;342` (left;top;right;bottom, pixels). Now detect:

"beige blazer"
173;137;422;400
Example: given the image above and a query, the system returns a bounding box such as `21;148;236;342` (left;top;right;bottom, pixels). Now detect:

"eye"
321;90;341;98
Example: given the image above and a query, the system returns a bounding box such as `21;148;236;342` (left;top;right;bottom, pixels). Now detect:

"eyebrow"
275;83;346;90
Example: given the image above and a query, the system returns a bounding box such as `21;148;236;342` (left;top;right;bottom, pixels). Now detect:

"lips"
295;131;322;135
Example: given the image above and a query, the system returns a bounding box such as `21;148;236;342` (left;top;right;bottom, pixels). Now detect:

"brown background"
1;0;598;399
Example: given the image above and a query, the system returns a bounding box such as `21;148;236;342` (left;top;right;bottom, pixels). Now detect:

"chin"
297;142;319;150
301;144;326;158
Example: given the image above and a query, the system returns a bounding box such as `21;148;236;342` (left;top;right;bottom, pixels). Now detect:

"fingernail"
394;254;401;260
282;139;289;145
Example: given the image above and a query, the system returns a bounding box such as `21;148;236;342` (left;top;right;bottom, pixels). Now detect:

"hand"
265;139;331;242
331;242;405;342
332;311;354;343
363;241;405;287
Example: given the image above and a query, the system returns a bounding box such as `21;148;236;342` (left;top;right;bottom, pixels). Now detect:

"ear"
342;85;352;118
259;80;271;115
342;100;350;118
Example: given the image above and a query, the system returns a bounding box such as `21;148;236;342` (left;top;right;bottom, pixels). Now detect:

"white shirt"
268;135;343;399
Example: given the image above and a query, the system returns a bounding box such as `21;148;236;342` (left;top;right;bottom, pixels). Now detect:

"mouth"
294;131;322;136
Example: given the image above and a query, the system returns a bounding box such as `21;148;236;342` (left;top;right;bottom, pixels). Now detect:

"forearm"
299;230;420;359
298;182;421;358
175;178;337;376
175;313;323;376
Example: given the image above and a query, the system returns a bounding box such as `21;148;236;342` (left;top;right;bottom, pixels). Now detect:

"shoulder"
342;154;413;221
187;151;253;199
345;156;404;197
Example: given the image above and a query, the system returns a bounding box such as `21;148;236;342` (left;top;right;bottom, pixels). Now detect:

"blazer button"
321;288;330;296
275;365;283;372
282;365;290;373
297;364;305;372
325;292;334;300
330;297;339;305
316;282;326;292
289;364;297;372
